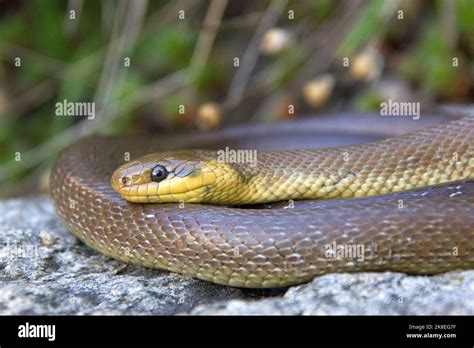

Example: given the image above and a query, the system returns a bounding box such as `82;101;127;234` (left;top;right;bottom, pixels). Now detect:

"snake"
50;115;474;288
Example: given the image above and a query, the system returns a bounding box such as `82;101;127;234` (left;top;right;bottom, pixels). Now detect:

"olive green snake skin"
50;115;474;288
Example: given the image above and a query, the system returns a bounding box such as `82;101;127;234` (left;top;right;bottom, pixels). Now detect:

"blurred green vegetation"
0;0;473;197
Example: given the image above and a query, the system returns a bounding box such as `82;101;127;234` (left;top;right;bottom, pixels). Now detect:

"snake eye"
151;165;168;183
121;176;130;186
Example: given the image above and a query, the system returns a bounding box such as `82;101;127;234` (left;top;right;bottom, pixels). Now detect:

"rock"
192;272;474;315
1;196;473;315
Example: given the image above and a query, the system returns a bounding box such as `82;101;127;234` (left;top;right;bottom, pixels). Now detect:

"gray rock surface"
1;196;473;315
192;272;474;315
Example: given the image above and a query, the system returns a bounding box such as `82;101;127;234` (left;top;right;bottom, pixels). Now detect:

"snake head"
111;150;228;203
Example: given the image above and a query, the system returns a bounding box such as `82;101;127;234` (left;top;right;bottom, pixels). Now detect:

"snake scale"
50;115;474;288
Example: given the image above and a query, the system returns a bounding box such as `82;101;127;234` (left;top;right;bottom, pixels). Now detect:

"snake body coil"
51;116;474;288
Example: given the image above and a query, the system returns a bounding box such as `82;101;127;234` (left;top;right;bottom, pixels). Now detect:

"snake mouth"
111;172;211;203
113;185;209;203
